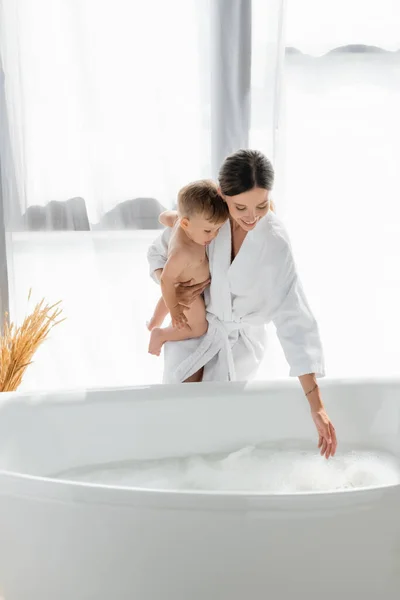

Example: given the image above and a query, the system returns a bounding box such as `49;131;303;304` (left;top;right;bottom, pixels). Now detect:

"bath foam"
59;445;400;493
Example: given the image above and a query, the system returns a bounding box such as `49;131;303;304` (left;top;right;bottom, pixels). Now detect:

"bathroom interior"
0;0;400;598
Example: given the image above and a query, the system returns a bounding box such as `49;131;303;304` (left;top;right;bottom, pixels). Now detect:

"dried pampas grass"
0;292;64;392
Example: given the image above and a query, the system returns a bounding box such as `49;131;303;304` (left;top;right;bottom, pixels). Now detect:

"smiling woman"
148;149;337;459
225;188;270;230
218;150;274;233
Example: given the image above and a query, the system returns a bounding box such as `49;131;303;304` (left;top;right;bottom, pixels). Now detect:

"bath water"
59;445;400;493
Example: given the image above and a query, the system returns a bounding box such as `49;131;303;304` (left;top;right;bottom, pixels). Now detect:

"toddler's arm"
159;211;178;228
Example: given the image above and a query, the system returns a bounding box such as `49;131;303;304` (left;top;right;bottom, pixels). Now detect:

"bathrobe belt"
207;314;254;382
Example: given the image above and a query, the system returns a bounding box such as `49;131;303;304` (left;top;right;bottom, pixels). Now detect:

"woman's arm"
147;226;208;288
270;240;336;458
271;248;325;379
150;263;210;306
147;228;209;303
299;373;323;411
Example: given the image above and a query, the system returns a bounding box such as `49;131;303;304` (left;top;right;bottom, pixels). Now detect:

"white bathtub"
0;379;400;600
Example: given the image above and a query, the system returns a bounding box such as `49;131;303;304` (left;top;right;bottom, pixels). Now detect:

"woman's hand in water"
299;375;337;459
311;408;337;459
175;278;211;308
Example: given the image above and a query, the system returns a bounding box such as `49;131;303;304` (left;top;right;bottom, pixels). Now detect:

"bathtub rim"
1;377;400;511
1;375;400;406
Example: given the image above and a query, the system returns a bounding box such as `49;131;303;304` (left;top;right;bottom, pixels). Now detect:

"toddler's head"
178;179;229;246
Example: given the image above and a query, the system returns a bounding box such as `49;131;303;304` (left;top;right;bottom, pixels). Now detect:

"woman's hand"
299;375;337;459
175;278;211;308
311;408;337;459
170;305;188;329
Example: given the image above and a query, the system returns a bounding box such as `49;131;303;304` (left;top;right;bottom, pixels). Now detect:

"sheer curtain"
262;0;400;379
0;0;284;390
286;0;400;55
0;0;211;224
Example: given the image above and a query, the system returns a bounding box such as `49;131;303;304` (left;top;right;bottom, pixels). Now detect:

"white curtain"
286;0;400;55
0;0;284;390
265;0;400;379
0;0;212;225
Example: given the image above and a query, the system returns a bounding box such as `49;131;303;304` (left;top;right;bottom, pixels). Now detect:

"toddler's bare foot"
148;328;165;356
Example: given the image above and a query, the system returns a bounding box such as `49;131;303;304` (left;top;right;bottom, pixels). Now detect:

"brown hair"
178;179;229;224
218;149;275;211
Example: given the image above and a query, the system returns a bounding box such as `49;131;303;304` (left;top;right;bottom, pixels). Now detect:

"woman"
148;149;337;459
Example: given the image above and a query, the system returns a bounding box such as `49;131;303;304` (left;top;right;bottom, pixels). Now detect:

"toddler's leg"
148;297;208;356
147;296;169;331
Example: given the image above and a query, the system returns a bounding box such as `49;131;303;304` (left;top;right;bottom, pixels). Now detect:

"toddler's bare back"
168;223;210;285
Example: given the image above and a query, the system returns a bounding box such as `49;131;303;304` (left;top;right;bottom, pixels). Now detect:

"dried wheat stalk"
0;293;64;392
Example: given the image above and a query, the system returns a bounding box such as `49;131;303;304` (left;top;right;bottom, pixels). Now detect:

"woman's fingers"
321;424;336;459
180;278;211;290
176;279;211;306
177;316;187;329
172;312;188;329
320;422;330;458
313;410;337;459
178;279;211;301
179;279;194;287
330;423;337;457
320;438;327;457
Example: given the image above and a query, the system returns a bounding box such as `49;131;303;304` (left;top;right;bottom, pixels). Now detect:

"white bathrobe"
147;211;325;383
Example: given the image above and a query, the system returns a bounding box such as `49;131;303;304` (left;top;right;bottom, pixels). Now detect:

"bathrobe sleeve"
147;228;172;283
270;241;326;378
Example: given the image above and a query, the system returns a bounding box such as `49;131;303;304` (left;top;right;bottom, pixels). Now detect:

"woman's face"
220;187;270;232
